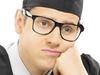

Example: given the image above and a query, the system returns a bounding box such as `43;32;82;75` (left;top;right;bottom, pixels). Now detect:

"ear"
15;9;25;34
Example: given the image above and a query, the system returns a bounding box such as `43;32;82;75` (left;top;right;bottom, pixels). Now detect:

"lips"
41;48;62;57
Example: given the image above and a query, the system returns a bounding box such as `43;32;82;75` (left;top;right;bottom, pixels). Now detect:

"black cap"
23;0;83;19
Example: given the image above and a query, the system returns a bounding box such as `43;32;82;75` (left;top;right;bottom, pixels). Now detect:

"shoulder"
81;53;100;75
0;45;10;62
0;45;8;56
0;45;13;75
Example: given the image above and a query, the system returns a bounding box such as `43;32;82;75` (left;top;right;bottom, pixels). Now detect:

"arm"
81;53;100;75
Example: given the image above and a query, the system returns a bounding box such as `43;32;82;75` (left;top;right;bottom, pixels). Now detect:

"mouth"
41;48;62;57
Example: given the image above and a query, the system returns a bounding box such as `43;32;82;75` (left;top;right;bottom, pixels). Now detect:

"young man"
0;0;100;75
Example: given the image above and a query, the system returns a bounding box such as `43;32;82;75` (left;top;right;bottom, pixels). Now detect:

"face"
15;7;79;73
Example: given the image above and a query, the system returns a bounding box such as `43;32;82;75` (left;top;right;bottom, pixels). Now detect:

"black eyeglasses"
23;9;84;42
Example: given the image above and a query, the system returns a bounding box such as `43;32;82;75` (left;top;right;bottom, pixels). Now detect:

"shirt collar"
6;42;31;75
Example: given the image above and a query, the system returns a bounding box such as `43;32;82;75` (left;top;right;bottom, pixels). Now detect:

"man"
0;0;100;75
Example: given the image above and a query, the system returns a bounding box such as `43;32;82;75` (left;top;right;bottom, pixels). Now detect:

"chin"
39;59;56;71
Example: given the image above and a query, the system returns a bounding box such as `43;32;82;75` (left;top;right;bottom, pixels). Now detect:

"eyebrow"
62;21;77;25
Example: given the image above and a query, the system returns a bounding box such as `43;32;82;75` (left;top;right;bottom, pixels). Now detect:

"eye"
62;25;76;35
40;20;49;28
64;26;73;32
35;17;53;29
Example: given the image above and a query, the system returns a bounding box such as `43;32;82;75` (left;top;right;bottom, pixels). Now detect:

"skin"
15;7;88;75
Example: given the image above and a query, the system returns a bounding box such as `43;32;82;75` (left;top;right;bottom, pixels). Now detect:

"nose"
45;27;61;48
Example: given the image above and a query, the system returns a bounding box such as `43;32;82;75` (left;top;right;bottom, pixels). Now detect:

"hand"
53;46;88;75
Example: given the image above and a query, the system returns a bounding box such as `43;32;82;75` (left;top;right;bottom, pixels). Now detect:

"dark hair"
23;0;83;19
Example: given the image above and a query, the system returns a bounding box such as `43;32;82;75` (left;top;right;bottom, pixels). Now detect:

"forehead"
30;7;79;24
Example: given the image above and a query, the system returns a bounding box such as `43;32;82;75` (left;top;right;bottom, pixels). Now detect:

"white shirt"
6;42;31;75
6;42;52;75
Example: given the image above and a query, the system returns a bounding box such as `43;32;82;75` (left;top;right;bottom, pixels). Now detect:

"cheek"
22;32;42;48
20;31;44;63
21;21;43;45
22;27;45;51
61;41;74;52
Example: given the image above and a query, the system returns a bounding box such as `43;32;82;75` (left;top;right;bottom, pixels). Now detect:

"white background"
0;0;100;63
